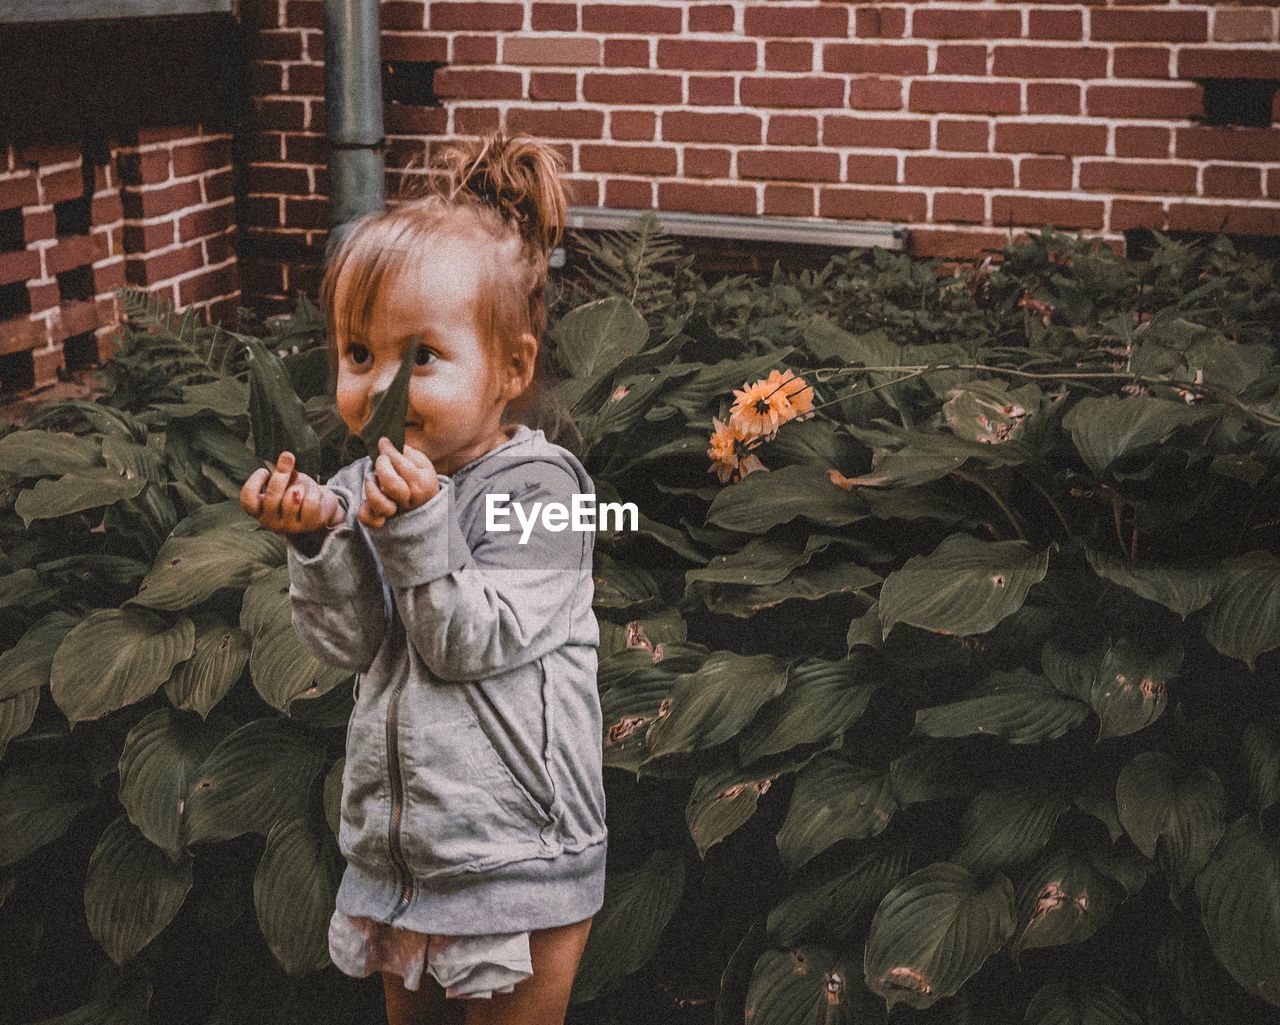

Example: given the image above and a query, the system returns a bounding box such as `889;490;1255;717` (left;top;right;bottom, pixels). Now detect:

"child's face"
332;237;522;477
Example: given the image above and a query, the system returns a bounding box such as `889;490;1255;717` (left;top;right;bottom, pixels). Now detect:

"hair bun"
436;130;568;256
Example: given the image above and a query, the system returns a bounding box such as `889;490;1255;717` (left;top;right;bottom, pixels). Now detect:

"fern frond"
559;210;697;319
118;287;177;331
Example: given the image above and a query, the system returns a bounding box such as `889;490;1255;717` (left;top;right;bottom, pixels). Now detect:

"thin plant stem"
949;468;1029;543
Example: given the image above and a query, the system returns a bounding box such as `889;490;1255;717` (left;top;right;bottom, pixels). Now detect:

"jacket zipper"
384;673;415;923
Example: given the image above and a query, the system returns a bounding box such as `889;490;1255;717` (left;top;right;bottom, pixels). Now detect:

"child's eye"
346;344;369;366
414;346;437;367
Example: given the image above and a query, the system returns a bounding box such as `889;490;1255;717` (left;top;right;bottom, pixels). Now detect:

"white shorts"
328;910;533;999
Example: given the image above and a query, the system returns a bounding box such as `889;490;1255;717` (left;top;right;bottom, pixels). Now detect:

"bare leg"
463;917;594;1025
382;969;466;1025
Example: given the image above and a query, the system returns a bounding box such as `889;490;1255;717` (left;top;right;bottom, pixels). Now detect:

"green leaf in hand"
358;336;419;459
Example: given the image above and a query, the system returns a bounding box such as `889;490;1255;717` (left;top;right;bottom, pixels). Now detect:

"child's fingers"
295;484;322;527
319;488;344;529
263;453;297;518
240;468;270;517
402;444;432;469
374;451;411;506
357;501;386;530
364;475;398;518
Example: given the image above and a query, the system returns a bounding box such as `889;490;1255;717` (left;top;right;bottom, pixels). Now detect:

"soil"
0;368;104;429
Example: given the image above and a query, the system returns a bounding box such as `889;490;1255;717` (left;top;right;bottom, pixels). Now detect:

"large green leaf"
1115;751;1225;891
1012;849;1123;956
1089;635;1181;739
243;334;321;474
686;750;824;859
164;612;251;718
695;558;881;619
84;815;192;965
0;610;79;702
737;656;881;766
356;334;418;458
570;849;684;1004
0;429;100;477
0;761;88;866
952;787;1068;874
1061;394;1218;476
15;466;147;527
766;848;910;947
600;662;679;777
183;718;327;845
129;527;283;612
641;652;787;770
914;670;1088;745
706;464;866;533
0;687;39;760
1084;544;1220;619
878;534;1049;639
1195;815;1280;1007
118;707;228;862
942;379;1040;445
743;946;865;1025
50;609;196;725
776;755;896;874
1200;550;1280;668
863;862;1015;1010
1024;980;1143;1025
554;296;648;379
1243;720;1280;813
253;815;342;975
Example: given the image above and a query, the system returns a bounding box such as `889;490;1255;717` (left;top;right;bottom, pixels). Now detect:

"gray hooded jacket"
285;424;607;934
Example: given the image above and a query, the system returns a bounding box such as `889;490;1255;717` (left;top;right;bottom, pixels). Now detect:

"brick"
688;76;735;105
910;81;1020;115
248;165;311;195
604;39;649;67
764;184;815;217
23;210;55;243
906;156;1014;189
122;220;177;252
283;196;328;229
824;116;930;150
1116;127;1171;158
1166;202;1280;235
584;73;682;105
1019;157;1073;190
433;69;524;100
32;346;64;386
1080;160;1197;194
1027;83;1081;115
203;171;235;204
179;265;240;307
1268;170;1280;200
1176;127;1280;162
854;6;906;39
913;9;1021;39
1203;164;1263;198
933;192;985;224
1178;49;1280;80
0;315;42;356
765;41;813;73
580;144;677;175
996;123;1107;156
47;235;94;276
505;35;601;66
125;244;203;286
768;115;818;147
428;2;523;31
0;174;38;210
529;72;578;102
824;44;928;76
1028;9;1081;40
1112;47;1173;79
741;77;844;108
935;46;986;76
1092;9;1207;43
610;110;657;141
285;1;323;29
581;4;682;34
0;249;38;287
850;79;904;110
454;36;500;63
381;35;448;62
663;111;761;145
121;180;202;219
993;46;1108;79
173;139;232;179
380;2;424;30
1213;8;1275;43
53;300;99;342
689;4;734;33
1110;199;1168;231
908;228;1012;260
605;178;652;207
452;106;501;135
507;107;604;139
385;104;448;135
532;3;578;32
41;168;85;205
117;149;171;186
252;97;307;130
991;194;1105;230
251;29;304;61
18;141;81;165
657;40;756;72
239;0;282;28
285;134;327;164
743;5;849;37
844;154;898;185
739;149;841;183
1086;84;1203;119
179;205;234;242
937;120;990;152
684;148;731;178
249;61;284;95
819;186;925;222
92;259;126;295
658;181;757;216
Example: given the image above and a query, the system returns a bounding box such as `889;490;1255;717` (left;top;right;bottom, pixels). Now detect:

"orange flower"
729;369;815;439
708;416;768;484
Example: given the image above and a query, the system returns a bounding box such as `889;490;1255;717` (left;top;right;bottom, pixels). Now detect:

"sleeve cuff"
284;484;372;599
366;478;471;589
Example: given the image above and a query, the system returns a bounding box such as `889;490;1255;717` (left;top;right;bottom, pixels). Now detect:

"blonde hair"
319;130;568;421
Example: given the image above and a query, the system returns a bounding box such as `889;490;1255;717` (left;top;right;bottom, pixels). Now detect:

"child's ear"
503;332;538;399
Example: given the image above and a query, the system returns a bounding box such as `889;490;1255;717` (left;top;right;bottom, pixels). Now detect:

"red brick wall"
240;0;1280;308
0;129;239;393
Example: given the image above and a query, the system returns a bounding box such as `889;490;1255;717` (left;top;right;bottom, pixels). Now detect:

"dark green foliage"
1;227;1278;1024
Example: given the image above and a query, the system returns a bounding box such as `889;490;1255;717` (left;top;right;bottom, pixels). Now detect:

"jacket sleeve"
366;462;591;682
285;478;389;673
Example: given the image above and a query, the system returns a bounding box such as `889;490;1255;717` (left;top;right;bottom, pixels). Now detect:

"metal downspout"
323;0;384;257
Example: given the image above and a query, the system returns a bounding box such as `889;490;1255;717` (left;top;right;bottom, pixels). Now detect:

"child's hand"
240;451;345;535
360;437;439;529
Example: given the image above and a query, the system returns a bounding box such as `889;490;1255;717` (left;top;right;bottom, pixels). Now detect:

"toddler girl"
239;131;606;1025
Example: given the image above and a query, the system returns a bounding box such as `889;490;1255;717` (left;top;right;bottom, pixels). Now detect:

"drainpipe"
323;0;384;258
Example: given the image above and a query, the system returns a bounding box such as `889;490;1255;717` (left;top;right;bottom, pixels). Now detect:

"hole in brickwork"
382;61;439;107
0;209;23;253
1200;78;1279;128
0;349;34;394
57;266;94;303
54;196;91;237
0;280;31;321
62;329;99;371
